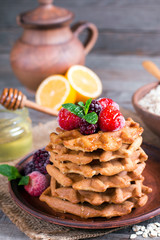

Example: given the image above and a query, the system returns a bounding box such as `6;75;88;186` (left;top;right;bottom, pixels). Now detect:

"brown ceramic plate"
9;143;160;229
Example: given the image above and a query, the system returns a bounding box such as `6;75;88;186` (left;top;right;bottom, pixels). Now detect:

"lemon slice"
35;75;76;110
66;65;102;102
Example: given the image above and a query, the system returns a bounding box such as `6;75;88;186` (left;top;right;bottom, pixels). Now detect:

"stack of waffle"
40;118;152;219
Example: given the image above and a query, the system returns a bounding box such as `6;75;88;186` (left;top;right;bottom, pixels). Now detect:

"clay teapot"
10;0;98;91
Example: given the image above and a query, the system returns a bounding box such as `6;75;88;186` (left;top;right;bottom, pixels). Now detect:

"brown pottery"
10;0;98;91
132;82;160;137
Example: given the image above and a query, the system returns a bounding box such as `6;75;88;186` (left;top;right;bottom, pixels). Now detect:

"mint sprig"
18;176;29;186
84;98;92;115
82;112;98;124
78;102;85;108
0;164;29;185
62;98;98;124
62;103;84;118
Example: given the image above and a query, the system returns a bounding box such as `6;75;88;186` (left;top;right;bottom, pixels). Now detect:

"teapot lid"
19;0;74;27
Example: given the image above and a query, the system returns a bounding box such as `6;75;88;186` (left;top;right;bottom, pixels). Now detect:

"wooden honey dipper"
0;88;58;116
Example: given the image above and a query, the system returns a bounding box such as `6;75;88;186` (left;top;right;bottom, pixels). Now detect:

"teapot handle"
72;22;98;56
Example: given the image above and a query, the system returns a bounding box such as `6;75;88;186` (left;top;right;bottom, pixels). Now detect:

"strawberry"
58;108;81;130
99;106;125;132
98;98;119;110
24;171;49;197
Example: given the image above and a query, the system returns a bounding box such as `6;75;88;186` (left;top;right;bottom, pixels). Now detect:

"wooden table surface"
0;53;160;240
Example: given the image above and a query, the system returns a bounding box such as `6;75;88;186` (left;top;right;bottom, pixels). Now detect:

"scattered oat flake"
131;222;160;238
136;231;143;235
149;230;157;237
142;232;148;238
132;225;141;232
130;234;137;239
141;226;145;231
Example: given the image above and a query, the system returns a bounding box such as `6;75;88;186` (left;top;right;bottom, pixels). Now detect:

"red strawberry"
24;171;49;197
98;98;119;110
58;108;81;130
99;106;125;132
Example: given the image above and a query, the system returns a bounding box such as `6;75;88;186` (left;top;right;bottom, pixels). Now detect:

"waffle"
47;136;145;165
50;177;152;205
50;148;147;178
40;187;148;219
46;162;145;191
40;117;152;219
48;118;143;152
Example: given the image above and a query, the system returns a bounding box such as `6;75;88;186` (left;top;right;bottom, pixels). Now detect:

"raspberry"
99;106;125;132
98;98;119;110
24;149;50;175
80;118;98;135
24;171;49;197
58;108;81;130
88;99;102;115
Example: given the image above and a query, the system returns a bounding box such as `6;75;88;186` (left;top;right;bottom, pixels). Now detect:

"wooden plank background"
1;0;160;55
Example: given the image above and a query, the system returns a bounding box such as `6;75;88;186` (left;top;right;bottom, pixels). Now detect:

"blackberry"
89;100;102;115
80;118;98;135
24;149;50;175
33;149;50;175
24;161;35;176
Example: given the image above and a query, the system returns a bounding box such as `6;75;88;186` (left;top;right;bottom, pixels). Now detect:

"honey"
0;106;32;162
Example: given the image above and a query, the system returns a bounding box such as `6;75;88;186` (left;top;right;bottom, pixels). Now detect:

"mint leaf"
11;166;22;179
62;103;84;118
78;102;85;108
18;176;29;186
83;112;98;124
0;164;21;181
84;98;92;115
0;164;29;185
0;164;13;177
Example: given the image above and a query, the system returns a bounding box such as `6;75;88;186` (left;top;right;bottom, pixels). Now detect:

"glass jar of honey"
0;106;32;162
